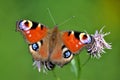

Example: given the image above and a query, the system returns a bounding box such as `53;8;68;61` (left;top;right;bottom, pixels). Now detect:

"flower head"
86;27;112;58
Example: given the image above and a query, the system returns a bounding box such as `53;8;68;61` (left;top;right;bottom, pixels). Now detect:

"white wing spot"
71;31;74;35
76;44;78;48
26;31;30;34
29;34;32;37
79;42;82;45
38;24;41;27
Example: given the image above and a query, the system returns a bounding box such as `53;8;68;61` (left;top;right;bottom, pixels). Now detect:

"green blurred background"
0;0;119;80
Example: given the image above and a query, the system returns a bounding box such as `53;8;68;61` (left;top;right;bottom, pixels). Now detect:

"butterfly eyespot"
63;50;72;58
79;33;92;44
19;20;32;31
29;41;41;52
62;46;73;59
32;43;39;51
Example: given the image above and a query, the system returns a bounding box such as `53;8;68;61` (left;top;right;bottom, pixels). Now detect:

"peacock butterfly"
16;20;111;71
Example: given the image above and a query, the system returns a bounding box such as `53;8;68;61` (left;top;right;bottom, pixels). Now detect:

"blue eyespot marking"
63;50;72;58
32;43;39;51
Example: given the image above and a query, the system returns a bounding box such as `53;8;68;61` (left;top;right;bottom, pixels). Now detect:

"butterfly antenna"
47;8;56;25
58;16;75;26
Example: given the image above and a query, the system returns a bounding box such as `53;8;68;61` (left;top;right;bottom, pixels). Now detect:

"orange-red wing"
62;32;85;53
24;25;48;43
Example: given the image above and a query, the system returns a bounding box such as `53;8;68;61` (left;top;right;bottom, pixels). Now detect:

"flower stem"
76;55;81;80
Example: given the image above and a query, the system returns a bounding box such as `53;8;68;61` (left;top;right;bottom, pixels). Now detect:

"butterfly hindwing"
49;28;73;66
29;39;49;61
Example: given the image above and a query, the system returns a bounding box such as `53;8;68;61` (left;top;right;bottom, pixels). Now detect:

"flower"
86;27;112;58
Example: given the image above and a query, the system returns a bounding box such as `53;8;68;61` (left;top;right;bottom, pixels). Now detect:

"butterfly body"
17;20;93;70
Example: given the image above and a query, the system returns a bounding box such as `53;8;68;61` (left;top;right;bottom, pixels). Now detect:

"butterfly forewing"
17;20;48;44
62;31;86;53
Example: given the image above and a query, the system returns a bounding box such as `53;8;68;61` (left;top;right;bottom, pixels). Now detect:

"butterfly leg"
43;61;55;70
